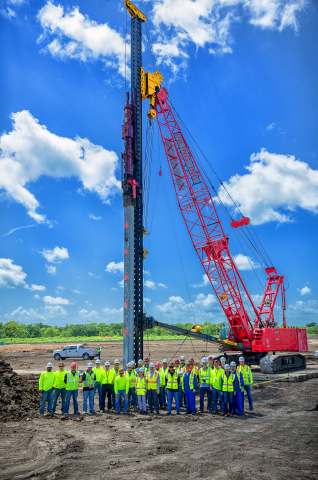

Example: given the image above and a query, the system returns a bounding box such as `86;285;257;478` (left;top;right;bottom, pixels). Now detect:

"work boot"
167;412;171;416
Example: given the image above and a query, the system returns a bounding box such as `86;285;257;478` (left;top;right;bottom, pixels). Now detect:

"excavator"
123;1;308;374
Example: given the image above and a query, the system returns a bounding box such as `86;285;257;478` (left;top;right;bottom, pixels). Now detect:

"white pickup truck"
52;345;97;361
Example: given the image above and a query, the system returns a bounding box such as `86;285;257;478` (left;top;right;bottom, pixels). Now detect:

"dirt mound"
0;355;40;422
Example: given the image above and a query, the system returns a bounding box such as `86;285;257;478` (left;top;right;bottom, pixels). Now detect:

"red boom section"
155;87;258;345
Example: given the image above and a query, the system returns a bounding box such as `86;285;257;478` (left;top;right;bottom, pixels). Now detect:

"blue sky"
0;0;317;327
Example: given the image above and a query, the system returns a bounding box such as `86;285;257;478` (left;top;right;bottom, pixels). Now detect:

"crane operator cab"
219;324;230;340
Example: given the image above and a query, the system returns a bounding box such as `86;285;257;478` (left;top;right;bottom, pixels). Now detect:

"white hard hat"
95;359;101;364
46;362;53;368
87;362;94;367
105;361;110;366
220;357;226;362
179;355;185;360
127;362;133;368
224;364;230;369
138;359;143;363
230;361;236;366
139;367;145;372
163;359;168;363
149;362;154;367
239;356;245;362
114;359;120;364
202;357;208;363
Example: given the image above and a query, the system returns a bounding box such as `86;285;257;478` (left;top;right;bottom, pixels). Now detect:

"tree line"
0;321;317;339
0;321;222;339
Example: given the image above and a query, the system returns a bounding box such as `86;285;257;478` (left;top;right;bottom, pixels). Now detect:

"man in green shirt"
52;362;66;414
39;362;54;415
114;368;129;414
93;359;103;411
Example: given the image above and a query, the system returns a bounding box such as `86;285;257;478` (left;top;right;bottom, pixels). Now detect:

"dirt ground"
0;340;317;480
1;335;317;372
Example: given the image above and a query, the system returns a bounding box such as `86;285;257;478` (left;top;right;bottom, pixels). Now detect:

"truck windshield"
219;324;230;340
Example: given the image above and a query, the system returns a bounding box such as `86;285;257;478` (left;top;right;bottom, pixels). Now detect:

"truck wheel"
54;354;61;361
89;356;94;360
83;353;89;360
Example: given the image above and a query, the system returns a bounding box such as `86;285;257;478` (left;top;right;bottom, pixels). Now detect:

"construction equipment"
123;1;308;373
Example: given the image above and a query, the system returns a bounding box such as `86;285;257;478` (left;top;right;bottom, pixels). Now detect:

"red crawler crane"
144;84;307;373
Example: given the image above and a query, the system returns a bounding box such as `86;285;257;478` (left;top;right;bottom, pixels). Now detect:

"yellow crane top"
124;0;147;22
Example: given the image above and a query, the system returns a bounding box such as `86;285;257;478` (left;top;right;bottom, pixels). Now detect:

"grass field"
0;335;191;344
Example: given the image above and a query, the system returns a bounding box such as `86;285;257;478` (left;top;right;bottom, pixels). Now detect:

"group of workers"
39;354;254;417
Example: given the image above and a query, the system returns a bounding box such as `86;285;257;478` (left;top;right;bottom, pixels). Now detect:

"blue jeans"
184;388;196;413
159;387;166;407
242;385;253;411
94;382;102;409
212;387;222;412
167;390;179;413
39;389;53;414
52;388;66;413
128;387;137;406
178;385;184;407
147;390;159;413
65;389;78;414
115;390;128;413
83;389;95;413
222;391;234;414
199;386;211;411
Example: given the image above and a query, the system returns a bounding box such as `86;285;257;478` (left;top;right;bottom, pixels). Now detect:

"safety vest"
126;370;136;388
222;372;235;392
136;377;146;395
144;365;150;374
97;346;101;353
211;367;222;390
199;366;211;384
93;366;103;383
53;370;66;389
161;367;169;375
39;370;54;391
112;368;120;380
238;365;251;385
83;371;95;387
182;370;195;390
101;369;114;385
157;369;165;387
190;365;199;375
235;371;242;390
146;371;158;390
166;371;178;390
66;371;79;391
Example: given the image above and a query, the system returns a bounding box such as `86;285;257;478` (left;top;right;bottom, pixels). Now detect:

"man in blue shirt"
183;362;197;415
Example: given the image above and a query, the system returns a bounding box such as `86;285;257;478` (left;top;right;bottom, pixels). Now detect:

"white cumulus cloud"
29;284;46;291
89;213;101;220
218;149;318;225
79;309;99;317
158;283;168;288
43;295;71;305
150;0;306;76
41;246;69;263
37;2;129;78
105;261;124;274
233;253;260;271
144;280;156;290
0;110;120;223
0;258;27;288
298;286;311;296
46;265;56;275
192;274;210;288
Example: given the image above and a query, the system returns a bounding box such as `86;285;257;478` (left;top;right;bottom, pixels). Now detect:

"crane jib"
173;132;201;185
